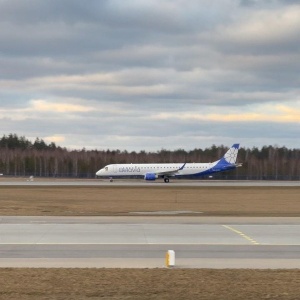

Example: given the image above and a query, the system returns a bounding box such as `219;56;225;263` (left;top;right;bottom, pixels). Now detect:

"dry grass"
0;268;300;300
0;186;299;216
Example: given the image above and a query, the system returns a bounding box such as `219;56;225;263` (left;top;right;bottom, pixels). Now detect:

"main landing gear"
164;177;170;183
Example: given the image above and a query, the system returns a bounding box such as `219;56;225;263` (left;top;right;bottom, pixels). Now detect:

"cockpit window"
105;167;108;171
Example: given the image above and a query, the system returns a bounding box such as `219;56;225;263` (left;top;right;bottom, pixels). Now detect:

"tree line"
0;134;299;180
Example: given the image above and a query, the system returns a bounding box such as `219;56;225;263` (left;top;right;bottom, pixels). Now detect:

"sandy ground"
0;185;299;216
1;185;300;299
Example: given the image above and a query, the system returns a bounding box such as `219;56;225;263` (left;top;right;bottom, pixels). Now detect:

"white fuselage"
95;144;240;182
96;162;217;177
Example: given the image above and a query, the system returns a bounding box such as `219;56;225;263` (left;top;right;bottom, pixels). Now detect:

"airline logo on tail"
223;144;240;164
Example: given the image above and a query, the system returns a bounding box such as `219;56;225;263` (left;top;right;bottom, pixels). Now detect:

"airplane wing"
155;163;186;177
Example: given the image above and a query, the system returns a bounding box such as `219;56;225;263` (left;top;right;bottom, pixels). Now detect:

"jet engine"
144;173;158;181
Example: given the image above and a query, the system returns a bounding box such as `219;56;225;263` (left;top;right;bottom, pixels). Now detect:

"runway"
1;216;300;268
0;178;300;186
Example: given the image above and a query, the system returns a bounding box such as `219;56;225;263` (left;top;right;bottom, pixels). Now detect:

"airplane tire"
164;178;169;183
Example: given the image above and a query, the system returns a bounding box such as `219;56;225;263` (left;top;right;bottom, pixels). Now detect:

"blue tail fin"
214;144;240;166
222;144;240;164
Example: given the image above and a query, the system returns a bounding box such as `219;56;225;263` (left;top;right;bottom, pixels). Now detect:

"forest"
0;134;299;180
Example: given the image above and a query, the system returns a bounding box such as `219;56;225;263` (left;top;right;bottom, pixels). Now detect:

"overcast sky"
0;0;299;151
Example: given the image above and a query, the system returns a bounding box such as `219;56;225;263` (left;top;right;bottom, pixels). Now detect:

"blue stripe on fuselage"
180;159;236;177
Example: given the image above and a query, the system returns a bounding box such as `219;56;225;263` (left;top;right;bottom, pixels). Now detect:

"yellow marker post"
165;250;175;267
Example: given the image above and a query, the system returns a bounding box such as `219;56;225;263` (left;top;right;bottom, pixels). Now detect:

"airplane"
96;144;242;183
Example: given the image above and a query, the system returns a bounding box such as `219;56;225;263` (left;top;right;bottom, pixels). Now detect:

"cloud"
30;100;94;113
44;135;65;144
151;102;300;123
214;5;300;55
0;0;299;151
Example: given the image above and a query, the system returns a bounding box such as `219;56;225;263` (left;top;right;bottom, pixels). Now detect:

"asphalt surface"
1;179;299;268
0;216;300;268
0;178;300;186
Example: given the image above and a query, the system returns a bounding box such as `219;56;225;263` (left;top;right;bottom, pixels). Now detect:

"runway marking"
1;242;300;245
222;225;260;245
0;242;265;245
0;243;247;245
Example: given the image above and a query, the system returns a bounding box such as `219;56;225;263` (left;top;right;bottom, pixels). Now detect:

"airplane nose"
96;169;103;176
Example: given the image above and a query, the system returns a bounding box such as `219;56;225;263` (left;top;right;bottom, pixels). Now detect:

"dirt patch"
0;186;299;216
0;268;299;300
